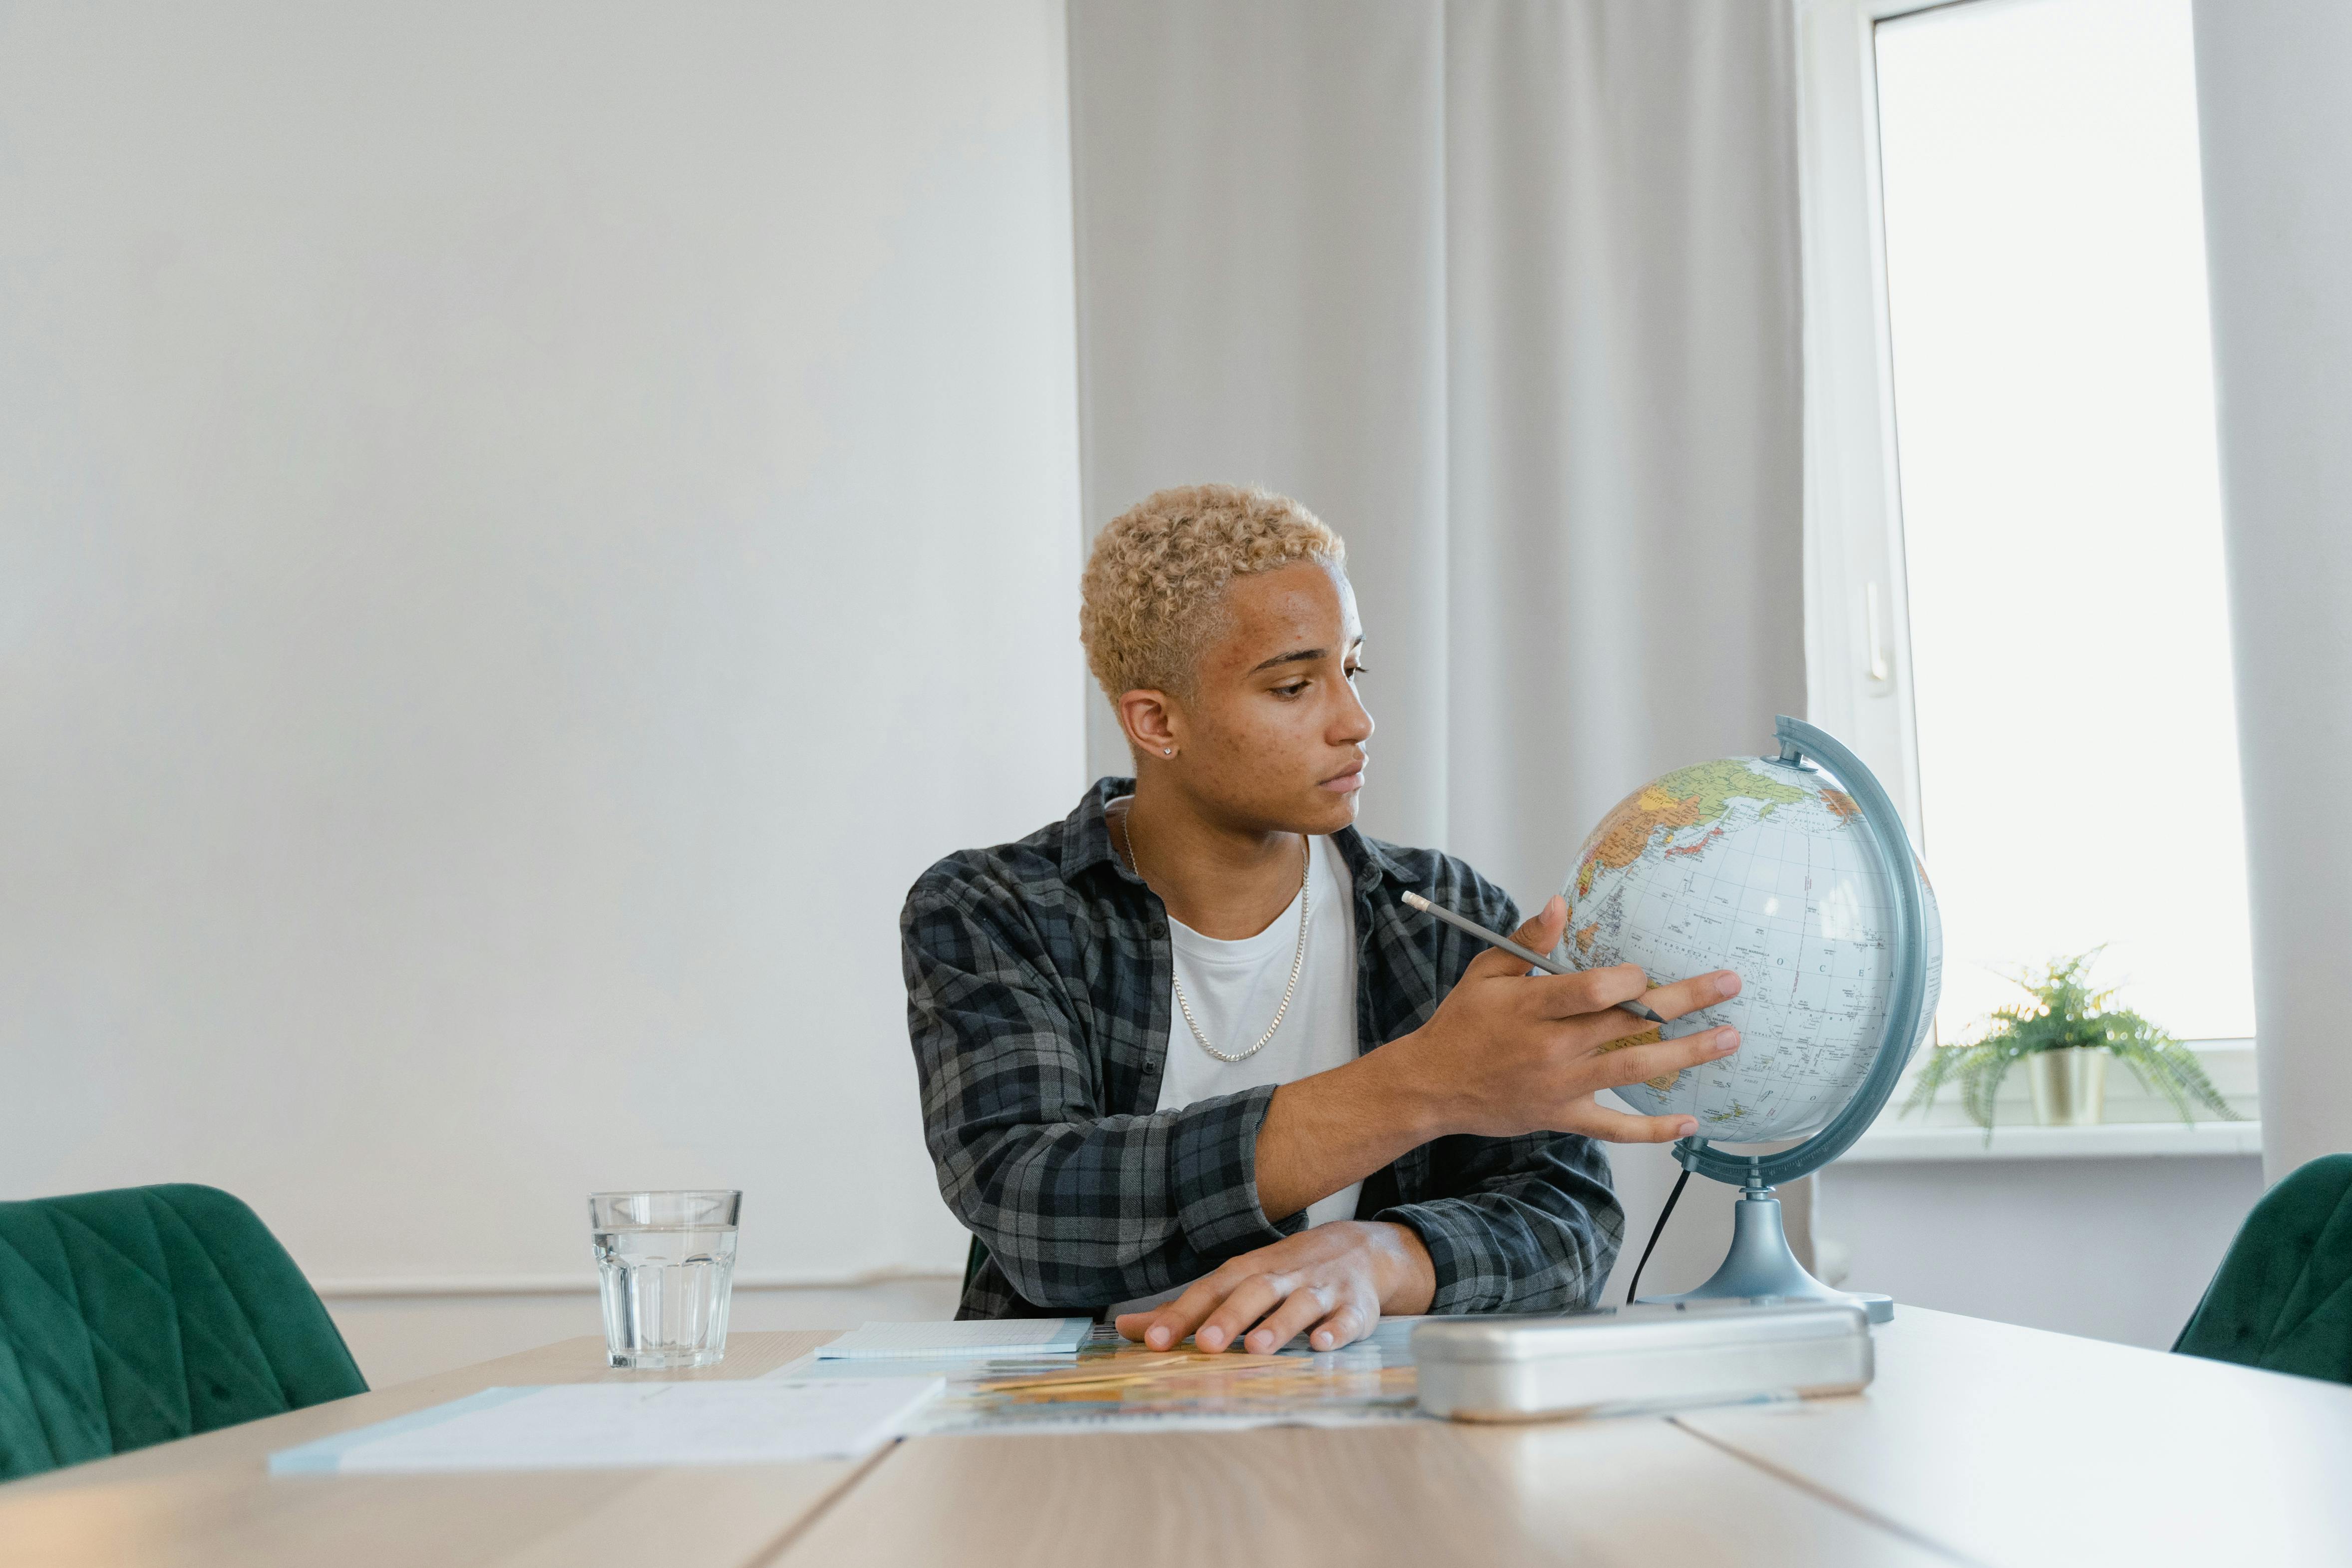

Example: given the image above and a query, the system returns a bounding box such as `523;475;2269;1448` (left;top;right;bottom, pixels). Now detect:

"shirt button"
1150;923;1168;939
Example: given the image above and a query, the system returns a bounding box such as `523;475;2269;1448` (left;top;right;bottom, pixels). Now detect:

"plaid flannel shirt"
902;778;1624;1320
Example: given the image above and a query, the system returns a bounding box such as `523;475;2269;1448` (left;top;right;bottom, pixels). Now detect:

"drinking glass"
589;1189;741;1369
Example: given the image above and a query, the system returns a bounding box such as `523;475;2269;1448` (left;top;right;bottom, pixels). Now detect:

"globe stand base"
1636;1189;1895;1325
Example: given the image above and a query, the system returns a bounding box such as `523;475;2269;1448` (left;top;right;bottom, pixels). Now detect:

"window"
1799;0;2254;1053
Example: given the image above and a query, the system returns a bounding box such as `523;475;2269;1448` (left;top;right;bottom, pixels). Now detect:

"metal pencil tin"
1413;1299;1873;1422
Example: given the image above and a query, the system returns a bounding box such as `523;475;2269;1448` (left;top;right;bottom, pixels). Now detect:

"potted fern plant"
1902;951;2236;1135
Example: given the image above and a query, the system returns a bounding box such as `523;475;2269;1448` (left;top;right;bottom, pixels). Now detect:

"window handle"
1866;582;1894;685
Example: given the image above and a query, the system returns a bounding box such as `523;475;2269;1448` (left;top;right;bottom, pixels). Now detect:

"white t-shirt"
1109;811;1363;1317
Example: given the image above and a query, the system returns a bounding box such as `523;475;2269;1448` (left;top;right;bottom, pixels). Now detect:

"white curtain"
2193;0;2352;1181
1068;0;1806;1296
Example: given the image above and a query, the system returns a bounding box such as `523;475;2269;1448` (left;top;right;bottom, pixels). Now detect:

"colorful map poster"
770;1319;1424;1435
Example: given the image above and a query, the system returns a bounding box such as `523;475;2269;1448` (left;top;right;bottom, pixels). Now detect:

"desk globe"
1560;716;1942;1322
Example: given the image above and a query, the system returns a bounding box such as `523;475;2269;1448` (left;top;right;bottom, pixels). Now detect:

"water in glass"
590;1190;740;1369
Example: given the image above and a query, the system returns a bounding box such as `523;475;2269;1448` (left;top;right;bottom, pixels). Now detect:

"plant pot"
2027;1047;2108;1126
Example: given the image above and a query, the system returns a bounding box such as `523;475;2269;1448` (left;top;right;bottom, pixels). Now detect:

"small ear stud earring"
1163;747;1175;756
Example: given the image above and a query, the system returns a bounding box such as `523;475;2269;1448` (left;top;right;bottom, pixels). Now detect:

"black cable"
1625;1169;1691;1307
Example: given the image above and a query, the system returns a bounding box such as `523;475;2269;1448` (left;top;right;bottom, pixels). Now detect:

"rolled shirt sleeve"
1361;864;1624;1315
1375;1130;1624;1314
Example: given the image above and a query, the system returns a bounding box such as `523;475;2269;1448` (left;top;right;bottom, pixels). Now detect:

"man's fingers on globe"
1572;1106;1702;1144
1638;968;1742;1022
1539;965;1738;1025
1584;1028;1740;1092
1525;962;1648;1020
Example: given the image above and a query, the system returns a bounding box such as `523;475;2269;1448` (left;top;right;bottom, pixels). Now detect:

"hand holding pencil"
1400;891;1666;1024
1382;891;1744;1146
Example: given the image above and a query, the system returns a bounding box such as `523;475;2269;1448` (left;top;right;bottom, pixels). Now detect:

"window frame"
1793;0;1953;845
1792;0;2258;1109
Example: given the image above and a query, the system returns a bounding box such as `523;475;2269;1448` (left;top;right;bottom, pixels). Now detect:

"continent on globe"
1558;756;1943;1144
1575;760;1809;897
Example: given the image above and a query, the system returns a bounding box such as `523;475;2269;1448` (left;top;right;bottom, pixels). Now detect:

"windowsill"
1840;1119;2262;1164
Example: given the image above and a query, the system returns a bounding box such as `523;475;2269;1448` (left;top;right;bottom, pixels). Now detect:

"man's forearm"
1253;1036;1452;1222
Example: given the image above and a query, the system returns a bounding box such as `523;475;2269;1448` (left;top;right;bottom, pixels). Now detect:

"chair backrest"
0;1183;367;1481
2174;1153;2352;1384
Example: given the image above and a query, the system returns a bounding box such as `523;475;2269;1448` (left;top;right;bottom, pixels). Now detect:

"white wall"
1820;1155;2261;1349
1817;1050;2265;1349
2190;0;2352;1181
0;0;1084;1378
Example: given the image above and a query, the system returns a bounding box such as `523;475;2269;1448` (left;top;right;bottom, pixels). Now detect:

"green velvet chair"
0;1183;367;1482
2174;1153;2352;1385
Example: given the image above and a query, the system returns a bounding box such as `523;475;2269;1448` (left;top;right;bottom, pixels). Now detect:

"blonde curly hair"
1079;484;1346;702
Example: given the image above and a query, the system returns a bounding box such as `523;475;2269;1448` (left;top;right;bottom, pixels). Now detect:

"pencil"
1399;890;1668;1025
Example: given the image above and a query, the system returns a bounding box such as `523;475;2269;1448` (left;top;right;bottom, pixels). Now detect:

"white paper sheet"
812;1318;1091;1359
269;1378;943;1474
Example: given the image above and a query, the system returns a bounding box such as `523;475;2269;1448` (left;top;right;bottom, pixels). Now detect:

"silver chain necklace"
1118;811;1311;1064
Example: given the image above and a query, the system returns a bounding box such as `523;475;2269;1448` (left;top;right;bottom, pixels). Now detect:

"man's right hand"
1390;895;1742;1144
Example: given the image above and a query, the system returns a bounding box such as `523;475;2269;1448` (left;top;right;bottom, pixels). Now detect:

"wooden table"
6;1309;2349;1567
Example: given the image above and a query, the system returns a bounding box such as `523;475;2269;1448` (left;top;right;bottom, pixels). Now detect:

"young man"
902;485;1741;1352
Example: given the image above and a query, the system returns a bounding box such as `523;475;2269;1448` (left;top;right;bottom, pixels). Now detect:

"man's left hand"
1113;1221;1436;1354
